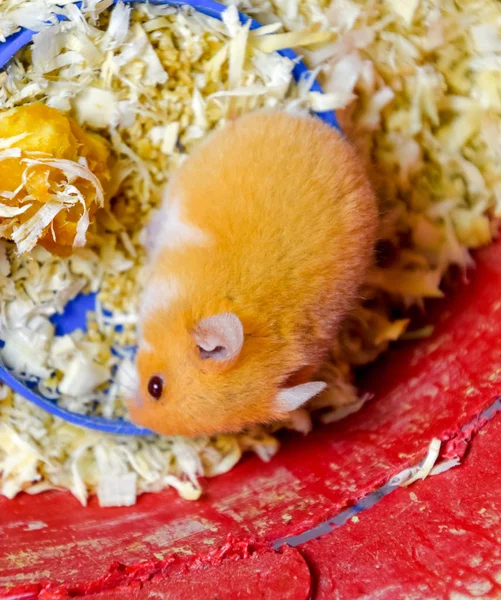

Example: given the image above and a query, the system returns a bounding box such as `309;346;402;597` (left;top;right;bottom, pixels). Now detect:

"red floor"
1;238;501;599
302;412;501;599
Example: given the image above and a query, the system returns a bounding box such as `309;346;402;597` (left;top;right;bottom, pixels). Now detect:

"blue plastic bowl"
0;0;340;435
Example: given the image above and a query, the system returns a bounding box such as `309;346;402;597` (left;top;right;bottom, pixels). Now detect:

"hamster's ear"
273;382;327;414
193;313;244;368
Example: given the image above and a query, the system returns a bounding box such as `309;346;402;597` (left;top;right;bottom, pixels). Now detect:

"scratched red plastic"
0;540;310;600
301;412;501;599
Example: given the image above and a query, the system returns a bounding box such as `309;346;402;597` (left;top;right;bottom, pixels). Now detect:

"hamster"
127;110;378;437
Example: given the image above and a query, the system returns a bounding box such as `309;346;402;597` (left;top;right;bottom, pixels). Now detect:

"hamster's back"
159;111;377;354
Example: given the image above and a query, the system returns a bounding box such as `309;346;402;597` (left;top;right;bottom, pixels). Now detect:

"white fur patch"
139;339;154;353
140;276;181;320
149;195;209;254
116;359;140;401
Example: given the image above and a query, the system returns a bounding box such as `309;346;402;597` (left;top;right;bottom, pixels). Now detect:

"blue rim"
0;0;340;435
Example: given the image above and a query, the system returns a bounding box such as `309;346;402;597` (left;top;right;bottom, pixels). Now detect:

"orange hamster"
128;110;378;437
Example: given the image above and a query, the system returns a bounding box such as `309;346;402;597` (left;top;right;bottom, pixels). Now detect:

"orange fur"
128;111;378;437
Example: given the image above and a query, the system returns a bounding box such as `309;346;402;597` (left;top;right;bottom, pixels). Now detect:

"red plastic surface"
301;411;501;599
1;238;500;597
0;540;310;600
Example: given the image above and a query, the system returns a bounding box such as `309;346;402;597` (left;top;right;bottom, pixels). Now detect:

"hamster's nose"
126;393;143;409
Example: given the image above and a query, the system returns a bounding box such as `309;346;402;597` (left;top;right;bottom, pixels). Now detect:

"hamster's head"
127;310;326;438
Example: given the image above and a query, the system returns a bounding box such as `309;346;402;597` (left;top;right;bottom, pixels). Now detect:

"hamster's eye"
148;375;164;400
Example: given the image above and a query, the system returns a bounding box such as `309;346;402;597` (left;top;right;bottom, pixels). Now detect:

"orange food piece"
0;103;113;255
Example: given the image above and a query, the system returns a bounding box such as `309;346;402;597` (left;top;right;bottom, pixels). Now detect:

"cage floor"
1;238;501;599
